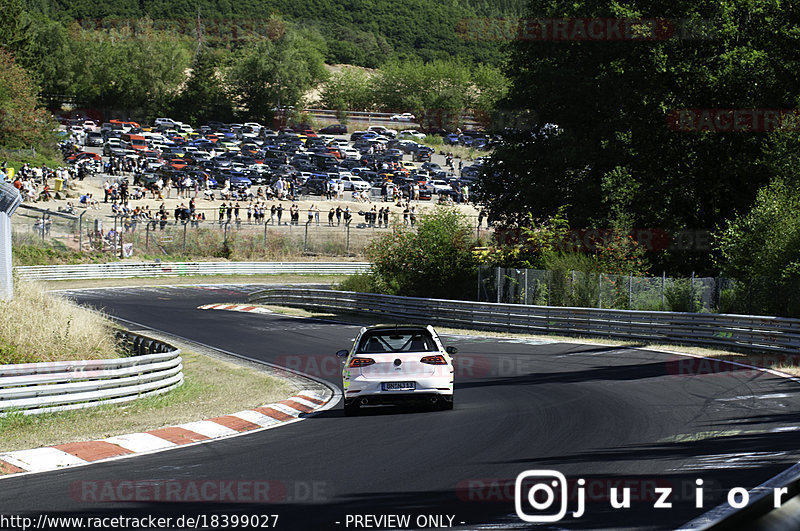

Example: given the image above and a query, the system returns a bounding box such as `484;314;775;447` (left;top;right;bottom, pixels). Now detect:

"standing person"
247;203;252;223
403;204;409;225
270;204;277;224
276;203;283;225
234;202;240;222
314;204;320;226
328;207;335;226
308;205;314;224
219;202;226;222
478;209;486;228
226;202;233;222
335;205;342;226
369;205;377;227
409;205;417;227
343;205;352;225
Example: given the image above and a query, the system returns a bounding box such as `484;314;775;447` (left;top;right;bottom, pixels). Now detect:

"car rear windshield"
357;330;437;353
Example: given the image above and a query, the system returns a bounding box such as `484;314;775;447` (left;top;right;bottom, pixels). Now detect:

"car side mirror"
446;346;458;356
336;349;350;358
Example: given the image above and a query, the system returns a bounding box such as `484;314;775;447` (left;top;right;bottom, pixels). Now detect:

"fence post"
570;270;575;304
304;220;310;252
346;223;351;255
661;271;666;310
547;270;551;306
183;222;187;253
598;273;602;308
477;265;482;302
78;210;86;252
263;221;268;254
145;221;150;252
628;274;632;309
524;269;529;305
690;271;695;312
41;211;46;243
496;267;501;304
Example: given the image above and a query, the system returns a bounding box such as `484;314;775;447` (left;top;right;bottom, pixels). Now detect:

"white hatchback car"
337;325;456;415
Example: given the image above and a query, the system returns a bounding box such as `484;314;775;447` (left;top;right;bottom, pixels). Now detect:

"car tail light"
421;355;447;365
349;357;375;368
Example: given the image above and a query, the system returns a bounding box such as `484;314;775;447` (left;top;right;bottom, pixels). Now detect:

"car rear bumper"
345;393;453;406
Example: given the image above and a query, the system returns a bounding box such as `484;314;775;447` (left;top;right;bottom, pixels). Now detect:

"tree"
0;49;55;149
366;207;477;299
477;0;800;275
319;67;374;112
0;0;33;63
226;23;327;123
172;47;232;124
69;18;191;114
715;177;800;280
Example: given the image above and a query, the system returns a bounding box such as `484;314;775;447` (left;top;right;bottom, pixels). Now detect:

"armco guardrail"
249;288;800;355
15;261;372;281
0;331;182;415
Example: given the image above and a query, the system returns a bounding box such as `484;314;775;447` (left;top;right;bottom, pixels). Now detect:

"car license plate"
382;382;415;391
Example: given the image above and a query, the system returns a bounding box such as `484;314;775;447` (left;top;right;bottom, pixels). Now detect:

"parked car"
319;123;348;135
337;175;370;191
398;130;426;141
86;132;104;146
391;113;416;121
134;172;160;189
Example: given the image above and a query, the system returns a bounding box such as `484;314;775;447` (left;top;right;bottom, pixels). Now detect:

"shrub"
366;207;477;299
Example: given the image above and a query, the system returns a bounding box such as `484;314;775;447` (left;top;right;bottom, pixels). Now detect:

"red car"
66;152;101;162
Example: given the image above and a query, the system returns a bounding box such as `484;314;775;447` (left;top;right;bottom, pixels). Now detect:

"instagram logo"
515;470;583;522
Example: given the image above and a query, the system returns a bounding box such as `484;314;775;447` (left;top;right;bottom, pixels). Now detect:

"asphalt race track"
2;285;800;530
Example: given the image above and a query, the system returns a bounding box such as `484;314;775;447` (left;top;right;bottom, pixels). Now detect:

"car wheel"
437;397;454;410
344;401;360;416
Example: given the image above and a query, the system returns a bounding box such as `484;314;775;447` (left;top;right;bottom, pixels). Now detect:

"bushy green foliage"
479;0;800;275
319;68;374;112
365;207;477;299
226;25;328;123
715;178;800;280
23;0;521;69
0;49;56;149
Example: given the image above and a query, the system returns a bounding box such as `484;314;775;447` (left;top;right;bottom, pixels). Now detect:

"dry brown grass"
0;280;121;364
